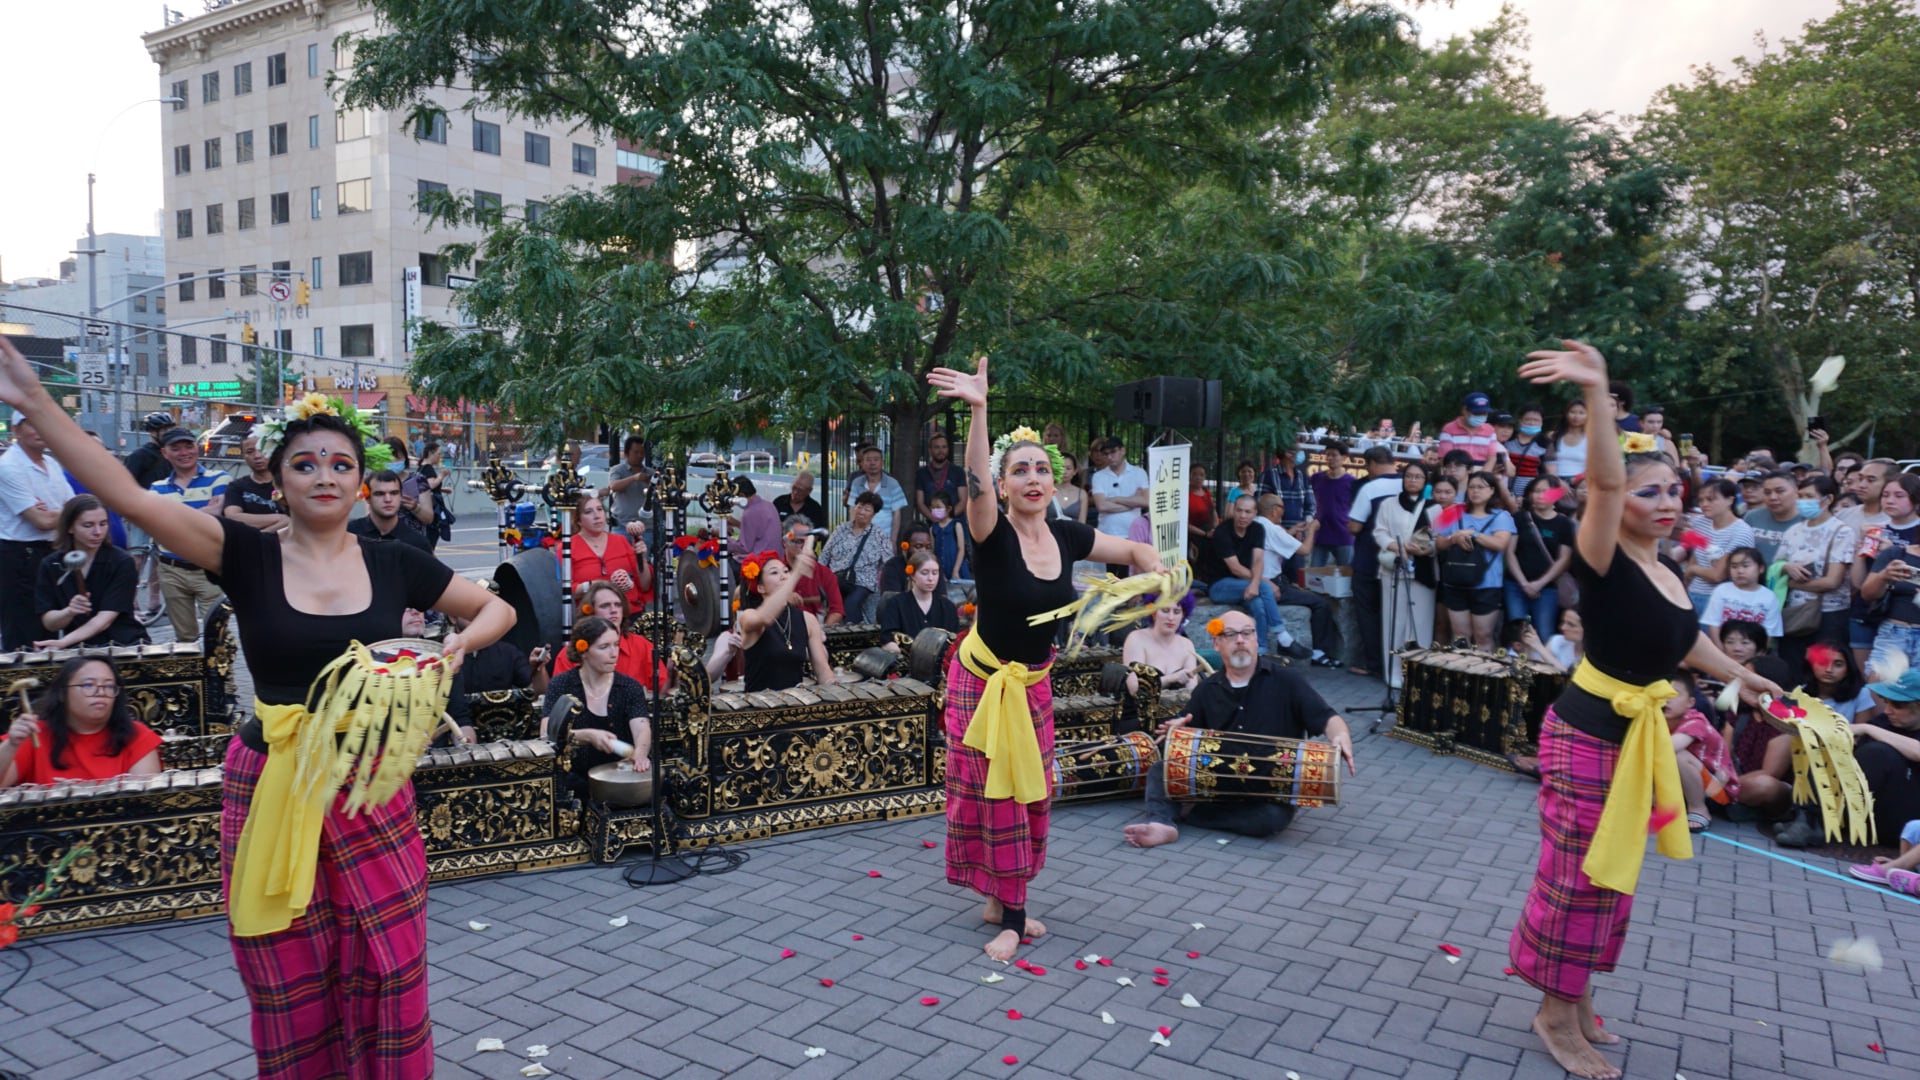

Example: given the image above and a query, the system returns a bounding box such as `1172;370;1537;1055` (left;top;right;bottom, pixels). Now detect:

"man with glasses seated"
1123;610;1355;847
777;515;846;626
1;656;163;786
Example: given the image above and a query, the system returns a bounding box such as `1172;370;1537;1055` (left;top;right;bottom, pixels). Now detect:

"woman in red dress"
550;579;671;690
571;491;653;611
0;656;163;785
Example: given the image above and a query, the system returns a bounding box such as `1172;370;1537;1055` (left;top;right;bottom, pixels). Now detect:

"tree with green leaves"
341;0;1407;478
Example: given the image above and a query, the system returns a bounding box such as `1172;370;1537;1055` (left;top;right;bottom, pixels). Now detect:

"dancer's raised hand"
0;336;47;410
1519;339;1608;389
928;354;988;407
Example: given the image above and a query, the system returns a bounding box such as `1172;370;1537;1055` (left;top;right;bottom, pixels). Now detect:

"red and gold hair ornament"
737;549;781;591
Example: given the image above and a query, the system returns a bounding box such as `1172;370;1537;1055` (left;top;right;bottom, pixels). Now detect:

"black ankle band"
1000;905;1026;936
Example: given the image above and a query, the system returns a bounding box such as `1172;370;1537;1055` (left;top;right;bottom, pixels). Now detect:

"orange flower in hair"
1206;618;1225;636
741;561;761;581
900;541;910;553
580;602;593;614
573;638;590;653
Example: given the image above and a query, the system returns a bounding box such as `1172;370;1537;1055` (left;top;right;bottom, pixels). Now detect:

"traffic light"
241;323;257;345
295;280;310;307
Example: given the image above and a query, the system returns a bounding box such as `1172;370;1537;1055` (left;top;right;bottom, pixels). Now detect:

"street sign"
268;280;293;302
84;321;111;338
73;352;110;388
445;274;477;290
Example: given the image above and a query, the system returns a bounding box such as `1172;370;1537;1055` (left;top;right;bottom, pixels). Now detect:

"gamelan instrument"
1392;646;1564;770
1051;731;1160;804
1162;727;1341;807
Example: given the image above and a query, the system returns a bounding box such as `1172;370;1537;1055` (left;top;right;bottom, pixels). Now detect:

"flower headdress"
255;392;393;472
737;549;781;592
988;425;1068;487
1620;432;1658;455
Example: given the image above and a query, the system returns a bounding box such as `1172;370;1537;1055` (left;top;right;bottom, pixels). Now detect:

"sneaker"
1889;868;1920;897
1310;654;1342;668
1773;809;1823;849
1848;862;1891;884
1282;640;1312;660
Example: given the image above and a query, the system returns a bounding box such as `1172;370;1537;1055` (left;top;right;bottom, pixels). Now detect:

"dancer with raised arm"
1507;341;1783;1079
0;335;515;1080
928;356;1162;961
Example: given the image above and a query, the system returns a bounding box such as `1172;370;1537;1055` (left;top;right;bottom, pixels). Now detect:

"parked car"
200;412;261;462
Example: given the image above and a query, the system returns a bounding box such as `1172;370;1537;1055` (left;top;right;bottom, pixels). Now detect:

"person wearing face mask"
925;492;970;581
1438;391;1499;466
1257;443;1315;576
879;523;945;594
1504;405;1552;499
1773;475;1855;675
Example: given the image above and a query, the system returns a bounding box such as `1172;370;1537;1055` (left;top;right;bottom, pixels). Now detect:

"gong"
676;550;723;638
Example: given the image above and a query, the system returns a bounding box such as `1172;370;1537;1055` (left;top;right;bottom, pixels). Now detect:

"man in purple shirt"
1309;441;1357;567
734;477;783;555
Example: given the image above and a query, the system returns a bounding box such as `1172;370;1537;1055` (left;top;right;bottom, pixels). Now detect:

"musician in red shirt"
1;657;163;786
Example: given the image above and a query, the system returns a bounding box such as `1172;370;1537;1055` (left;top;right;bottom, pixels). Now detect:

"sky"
0;0;1845;283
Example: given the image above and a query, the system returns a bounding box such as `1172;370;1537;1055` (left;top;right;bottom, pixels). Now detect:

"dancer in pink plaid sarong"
928;355;1163;961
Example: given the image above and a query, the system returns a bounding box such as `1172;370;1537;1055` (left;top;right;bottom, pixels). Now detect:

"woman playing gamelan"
0;335;515;1080
33;493;148;648
927;356;1162;962
1506;340;1782;1079
737;544;840;692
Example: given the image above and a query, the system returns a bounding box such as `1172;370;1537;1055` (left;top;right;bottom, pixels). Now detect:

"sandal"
1887;868;1920;896
1686;812;1710;833
1848;863;1891;885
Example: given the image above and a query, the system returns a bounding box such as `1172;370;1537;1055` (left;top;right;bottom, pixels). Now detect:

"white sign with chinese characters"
1146;442;1191;569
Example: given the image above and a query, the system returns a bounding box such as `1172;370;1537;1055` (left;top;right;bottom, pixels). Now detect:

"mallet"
56;549;88;596
7;676;42;748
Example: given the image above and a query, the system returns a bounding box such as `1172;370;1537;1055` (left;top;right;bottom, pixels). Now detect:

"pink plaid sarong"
220;737;433;1079
943;653;1055;907
1509;710;1635;1002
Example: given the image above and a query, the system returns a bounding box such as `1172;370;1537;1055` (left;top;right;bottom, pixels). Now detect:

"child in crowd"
1706;619;1770;744
1544;607;1583;672
1803;641;1879;722
1665;671;1737;832
1702;547;1784;645
1850;819;1920;897
1729;655;1798;818
925;491;969;583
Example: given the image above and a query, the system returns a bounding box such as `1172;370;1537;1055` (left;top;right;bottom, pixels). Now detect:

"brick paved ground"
2;668;1915;1079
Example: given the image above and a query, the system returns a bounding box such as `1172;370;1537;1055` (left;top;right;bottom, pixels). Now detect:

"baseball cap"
8;409;25;427
1867;668;1920;703
1463;391;1491;412
161;427;197;446
1491;411;1514;426
1099;436;1125;451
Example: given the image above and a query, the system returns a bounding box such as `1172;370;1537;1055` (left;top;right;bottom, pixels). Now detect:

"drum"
1163;728;1341;808
1051;731;1160;804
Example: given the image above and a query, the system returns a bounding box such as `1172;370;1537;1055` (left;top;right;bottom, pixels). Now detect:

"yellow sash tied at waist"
958;631;1052;805
1572;660;1692;895
229;699;348;937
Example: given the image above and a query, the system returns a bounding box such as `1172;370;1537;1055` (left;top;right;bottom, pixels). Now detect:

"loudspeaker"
1113;377;1222;429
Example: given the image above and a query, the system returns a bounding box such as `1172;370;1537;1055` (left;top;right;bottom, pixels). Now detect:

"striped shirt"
150;466;229;558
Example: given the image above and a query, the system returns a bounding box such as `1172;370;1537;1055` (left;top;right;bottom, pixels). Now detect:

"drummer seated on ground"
1124;611;1355;847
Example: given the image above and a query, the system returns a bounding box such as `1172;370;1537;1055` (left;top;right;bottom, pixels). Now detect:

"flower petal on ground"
982;973;1005;984
922;840;937;848
526;1046;549;1059
1116;977;1134;987
1007;1009;1022;1020
820;978;835;987
1437;943;1462;957
467;920;491;931
1074;960;1088;970
1100;1011;1116;1025
608;915;629;928
868;870;883;878
804;1047;827;1059
1187;951;1201;959
1003;1055;1019;1065
780;947;796;959
1153;977;1170;986
1150;1031;1172;1048
476;1038;506;1052
1180;993;1201;1008
921;996;940;1006
520;1066;552;1078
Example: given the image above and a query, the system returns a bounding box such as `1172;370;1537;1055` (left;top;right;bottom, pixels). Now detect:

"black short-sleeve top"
1554;547;1699;742
35;545;147;646
217;517;455;706
971;514;1098;666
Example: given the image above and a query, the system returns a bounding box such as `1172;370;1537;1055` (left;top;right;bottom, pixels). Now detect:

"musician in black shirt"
1125;610;1354;847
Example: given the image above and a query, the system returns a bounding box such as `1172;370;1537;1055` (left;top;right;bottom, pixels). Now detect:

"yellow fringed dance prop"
230;639;452;936
1026;562;1194;657
1771;691;1876;845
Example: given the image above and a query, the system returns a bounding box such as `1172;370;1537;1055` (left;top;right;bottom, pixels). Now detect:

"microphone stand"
627;456;694;885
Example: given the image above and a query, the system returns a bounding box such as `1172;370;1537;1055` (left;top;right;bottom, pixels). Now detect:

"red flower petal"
868;870;883;878
1157;1026;1173;1037
1594;1016;1603;1027
1074;960;1088;970
1153;977;1170;986
1503;966;1517;976
851;934;864;941
1438;943;1462;957
1020;937;1033;944
1186;951;1201;959
1028;965;1046;976
779;948;796;959
1678;528;1709;551
1435;504;1465;528
1154;967;1168;975
820;978;835;987
1649;806;1680;833
1097;958;1113;966
1868;1042;1883;1053
1014;959;1032;970
922;840;937;848
1003;1055;1019;1065
1006;1009;1022;1020
920;996;940;1006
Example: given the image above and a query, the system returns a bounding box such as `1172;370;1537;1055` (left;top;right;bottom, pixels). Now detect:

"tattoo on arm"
966;469;984;501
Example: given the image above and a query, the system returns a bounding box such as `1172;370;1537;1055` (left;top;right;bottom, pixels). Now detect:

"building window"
312;327;324;357
339;251;374;286
307;43;319;78
208;271;226;300
205;204;224;235
416;179;448;203
170;80;187;110
233;61;252;96
178;335;196;366
267;52;287;86
269;123;288;156
524;132;550;166
419;252;448;287
415;111;447;144
336;109;369;142
202;71;220;103
337;178;372;215
340;324;375;357
616;148;667;173
178;273;195;301
527;200;548;226
472;118;500;155
572;143;597;176
237;198;256;230
134;295;149;313
475;191;501;220
235;130;254;163
309;115;320;148
204;137;222;170
310;256;323;288
239;266;258;295
210;334;227;366
270;192;290;225
309;186;323;219
173;145;191;175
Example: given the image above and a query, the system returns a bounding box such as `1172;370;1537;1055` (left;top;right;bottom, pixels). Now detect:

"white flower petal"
1100;1011;1116;1025
981;973;1005;984
1215;837;1230;845
1115;977;1134;987
1446;955;1460;964
1083;954;1101;963
1150;1031;1172;1048
521;1065;553;1078
1191;922;1205;930
467;920;491;931
1287;1072;1302;1080
526;1045;549;1058
476;1038;506;1052
609;915;630;928
804;1047;828;1059
1180;993;1201;1008
1827;936;1884;972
